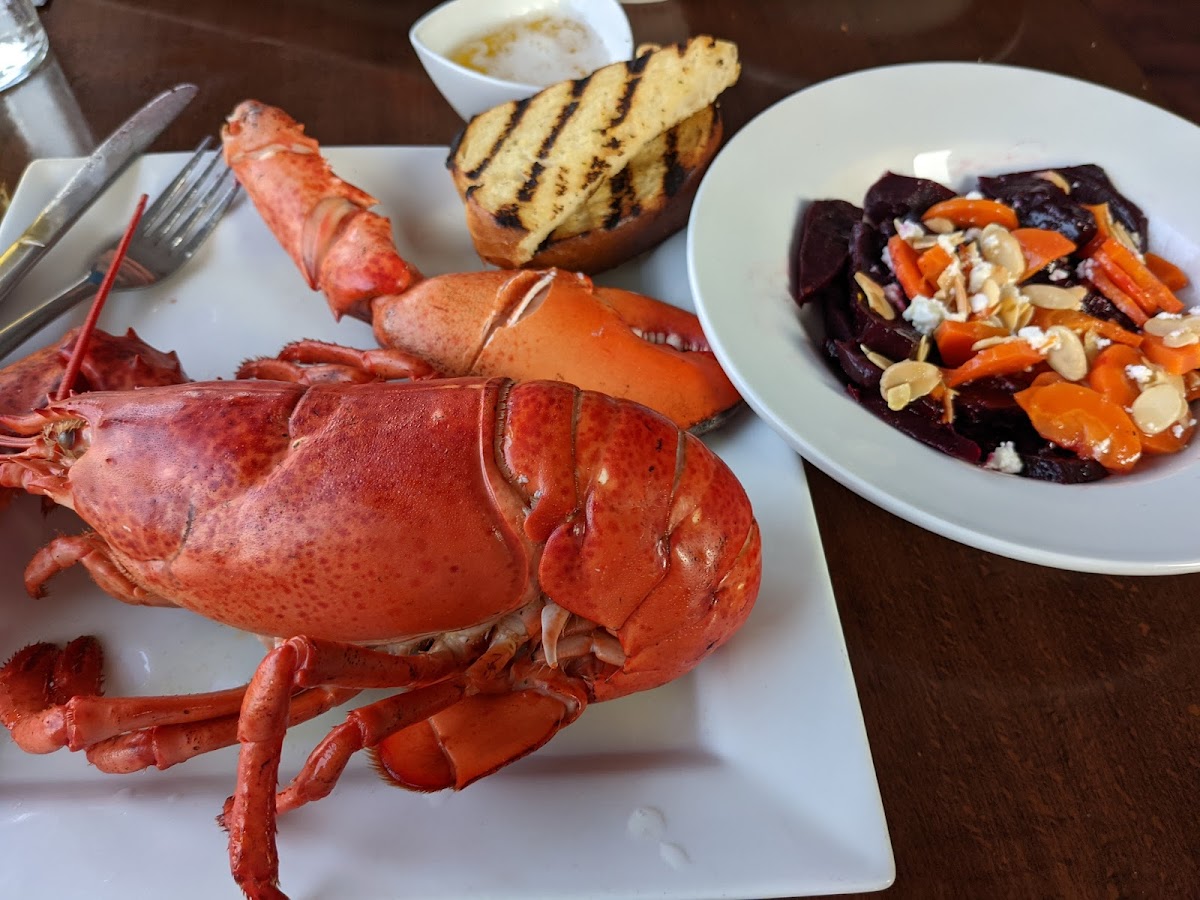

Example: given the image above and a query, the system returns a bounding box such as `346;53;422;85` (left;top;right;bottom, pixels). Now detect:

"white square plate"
0;148;892;898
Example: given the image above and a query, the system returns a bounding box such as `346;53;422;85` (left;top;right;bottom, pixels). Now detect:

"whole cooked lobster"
222;101;742;433
0;351;761;898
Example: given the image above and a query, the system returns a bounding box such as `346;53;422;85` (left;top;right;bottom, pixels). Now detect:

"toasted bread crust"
449;37;739;271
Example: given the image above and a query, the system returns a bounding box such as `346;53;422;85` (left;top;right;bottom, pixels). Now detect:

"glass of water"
0;0;47;92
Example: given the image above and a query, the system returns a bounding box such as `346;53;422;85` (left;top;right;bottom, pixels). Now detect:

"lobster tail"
373;690;580;791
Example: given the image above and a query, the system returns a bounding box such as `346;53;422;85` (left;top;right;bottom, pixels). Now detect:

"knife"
0;82;198;307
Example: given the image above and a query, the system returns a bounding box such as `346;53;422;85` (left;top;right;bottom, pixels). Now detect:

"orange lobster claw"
374;268;742;432
373;691;575;791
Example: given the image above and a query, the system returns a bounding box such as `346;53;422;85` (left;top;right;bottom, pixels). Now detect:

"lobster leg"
228;637;468;899
86;686;360;774
25;533;176;607
237;339;437;384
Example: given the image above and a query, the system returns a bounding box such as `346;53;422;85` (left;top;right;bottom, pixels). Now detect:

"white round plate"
688;62;1200;574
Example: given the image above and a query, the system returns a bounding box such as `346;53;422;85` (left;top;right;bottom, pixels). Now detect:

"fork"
0;137;239;361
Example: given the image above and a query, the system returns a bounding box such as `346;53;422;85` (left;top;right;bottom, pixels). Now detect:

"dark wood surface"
6;1;1200;897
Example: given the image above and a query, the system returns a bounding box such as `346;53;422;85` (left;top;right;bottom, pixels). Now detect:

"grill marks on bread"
451;36;739;265
547;105;718;245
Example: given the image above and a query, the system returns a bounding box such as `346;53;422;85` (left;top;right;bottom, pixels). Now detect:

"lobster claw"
374;268;743;432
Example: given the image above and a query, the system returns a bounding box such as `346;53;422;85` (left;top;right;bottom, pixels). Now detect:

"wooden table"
7;1;1199;896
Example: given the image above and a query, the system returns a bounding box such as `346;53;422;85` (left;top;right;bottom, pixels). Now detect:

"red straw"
55;193;149;400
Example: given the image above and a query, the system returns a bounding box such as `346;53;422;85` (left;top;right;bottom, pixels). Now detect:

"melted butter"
448;13;608;85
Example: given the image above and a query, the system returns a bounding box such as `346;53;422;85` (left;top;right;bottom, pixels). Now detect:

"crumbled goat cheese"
968;261;996;293
903;294;964;335
1047;264;1069;282
965;190;984;200
1095;437;1112;455
881;245;894;272
1017;326;1056;352
895;219;925;240
1125;364;1154;386
1093;336;1112;349
985;441;1023;474
969;292;992;314
1172;423;1186;439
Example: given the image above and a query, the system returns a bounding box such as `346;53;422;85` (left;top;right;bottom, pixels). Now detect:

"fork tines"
140;137;240;257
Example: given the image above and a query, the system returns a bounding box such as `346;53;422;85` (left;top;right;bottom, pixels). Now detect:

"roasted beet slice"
847;384;982;464
829;339;884;390
1020;448;1109;484
1056;164;1147;244
1081;288;1139;332
849;221;892;286
850;303;921;361
791;199;862;306
977;170;1097;245
862;172;956;230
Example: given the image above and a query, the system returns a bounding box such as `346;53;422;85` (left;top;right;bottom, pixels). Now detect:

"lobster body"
19;378;759;684
221;101;742;432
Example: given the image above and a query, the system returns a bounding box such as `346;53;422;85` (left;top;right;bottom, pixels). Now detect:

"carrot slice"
887;235;933;299
943;339;1044;388
1093;237;1185;314
1140;333;1200;375
1086;343;1143;410
1091;247;1158;314
1085;264;1150;327
1141;419;1195;455
1029;307;1143;348
1012;228;1075;281
1014;382;1142;473
918;244;954;285
1030;371;1066;387
934;319;1008;368
1145;252;1190;291
922;197;1019;230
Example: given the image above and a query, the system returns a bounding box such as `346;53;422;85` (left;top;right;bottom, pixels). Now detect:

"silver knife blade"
0;82;198;306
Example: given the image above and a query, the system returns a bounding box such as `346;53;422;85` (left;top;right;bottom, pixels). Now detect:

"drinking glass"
0;0;48;92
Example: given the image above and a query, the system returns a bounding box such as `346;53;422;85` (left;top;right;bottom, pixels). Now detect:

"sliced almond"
981;277;1001;307
1037;170;1072;194
1044;325;1088;381
1143;314;1200;337
1142;315;1181;337
924;216;957;234
977;223;1026;280
884;384;910;411
1091;202;1142;255
941;387;956;424
1022;284;1087;310
860;344;893;370
1082;329;1108;364
854;271;895;320
916;334;930;363
971;336;1013;351
1131;382;1188;435
1163;329;1200;348
879;360;942;410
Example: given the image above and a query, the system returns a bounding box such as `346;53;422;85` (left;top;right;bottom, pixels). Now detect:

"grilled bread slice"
448;36;739;269
523;104;723;273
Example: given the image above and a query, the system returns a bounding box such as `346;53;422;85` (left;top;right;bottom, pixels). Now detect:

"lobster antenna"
55;193;149;401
